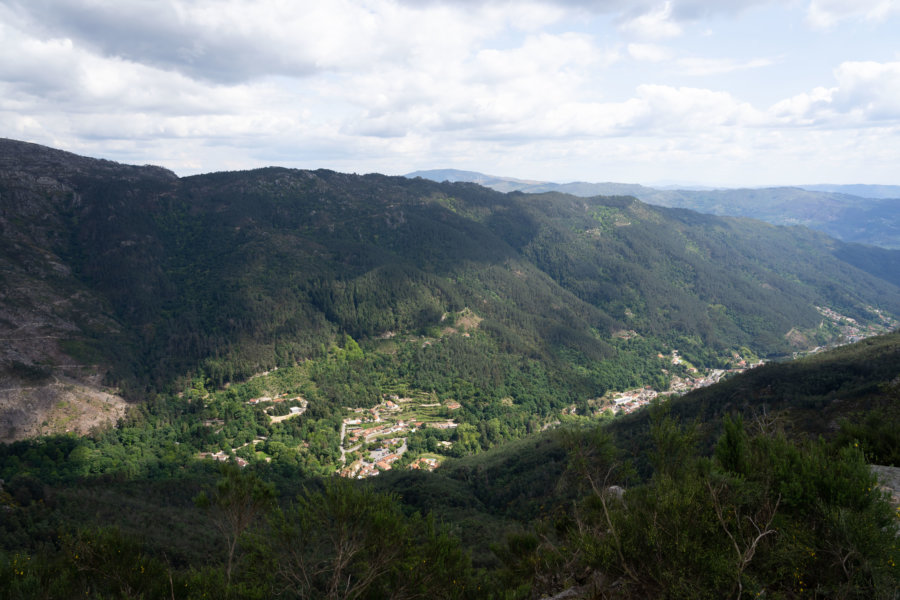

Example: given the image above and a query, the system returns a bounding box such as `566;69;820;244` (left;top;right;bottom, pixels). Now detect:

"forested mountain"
1;140;898;598
3;138;900;439
410;170;900;249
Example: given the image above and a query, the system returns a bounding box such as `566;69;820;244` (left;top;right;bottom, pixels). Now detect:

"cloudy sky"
2;0;899;186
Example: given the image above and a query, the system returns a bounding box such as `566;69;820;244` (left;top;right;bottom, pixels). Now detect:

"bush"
541;415;899;599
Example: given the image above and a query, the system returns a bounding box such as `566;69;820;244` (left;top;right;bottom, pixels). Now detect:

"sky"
1;0;899;187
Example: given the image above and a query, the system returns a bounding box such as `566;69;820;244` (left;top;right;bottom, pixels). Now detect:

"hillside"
0;139;897;596
0;141;176;439
3;138;900;441
1;329;897;598
386;331;900;528
409;170;900;249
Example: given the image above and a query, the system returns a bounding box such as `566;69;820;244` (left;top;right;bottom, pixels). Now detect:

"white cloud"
632;84;764;129
769;86;835;125
479;84;765;143
1;0;898;185
627;43;672;62
0;17;272;120
620;2;683;39
831;61;900;119
472;33;607;82
676;56;776;76
806;0;900;29
404;0;777;21
336;31;619;141
2;0;503;83
770;61;900;124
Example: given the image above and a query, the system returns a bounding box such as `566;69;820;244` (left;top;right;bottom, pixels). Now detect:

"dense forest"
1;139;898;597
1;333;898;598
2;139;899;404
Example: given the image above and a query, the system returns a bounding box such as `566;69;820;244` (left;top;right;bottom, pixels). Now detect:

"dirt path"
268;400;307;424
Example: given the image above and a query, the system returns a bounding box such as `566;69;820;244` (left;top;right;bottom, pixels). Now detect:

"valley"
176;298;898;483
0;139;898;598
5;0;900;593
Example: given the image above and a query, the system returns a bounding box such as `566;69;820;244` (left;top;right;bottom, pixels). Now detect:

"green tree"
262;479;470;599
195;462;276;591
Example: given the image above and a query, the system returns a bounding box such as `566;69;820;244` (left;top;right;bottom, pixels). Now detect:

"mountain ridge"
1;141;898;598
408;169;900;249
2;138;900;440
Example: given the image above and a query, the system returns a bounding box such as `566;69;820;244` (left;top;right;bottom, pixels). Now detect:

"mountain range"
407;169;900;249
2;138;900;439
1;139;898;598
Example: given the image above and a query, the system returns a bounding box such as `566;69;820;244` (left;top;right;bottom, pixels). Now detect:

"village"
195;352;768;472
336;395;459;478
604;305;900;416
813;305;899;347
196;304;899;473
599;349;763;416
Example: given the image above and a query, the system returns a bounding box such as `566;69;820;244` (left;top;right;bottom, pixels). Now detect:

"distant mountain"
406;169;650;197
3;138;900;439
408;170;900;249
406;169;546;193
799;184;900;199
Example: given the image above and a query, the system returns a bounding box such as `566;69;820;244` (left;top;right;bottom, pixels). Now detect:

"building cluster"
338;397;457;479
409;457;440;471
346;420;420;445
816;305;899;344
609;387;657;415
340;446;405;478
608;361;763;415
